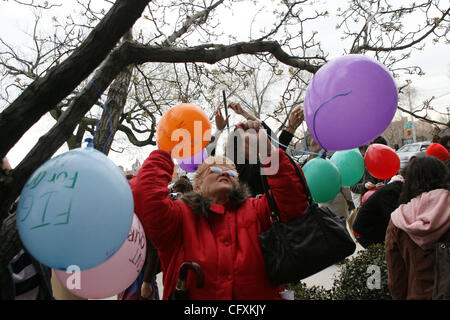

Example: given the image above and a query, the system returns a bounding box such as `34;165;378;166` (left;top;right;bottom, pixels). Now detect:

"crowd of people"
1;102;449;301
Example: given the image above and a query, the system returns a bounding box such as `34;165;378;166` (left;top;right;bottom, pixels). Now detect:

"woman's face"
199;165;238;199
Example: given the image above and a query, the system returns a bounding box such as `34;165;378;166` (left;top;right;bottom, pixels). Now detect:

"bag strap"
284;154;314;206
259;161;280;224
259;153;315;224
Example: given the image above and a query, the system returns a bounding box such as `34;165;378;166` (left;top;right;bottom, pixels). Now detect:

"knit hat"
426;143;450;162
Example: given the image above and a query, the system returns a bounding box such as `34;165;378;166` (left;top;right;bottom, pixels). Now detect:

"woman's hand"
228;102;256;121
365;181;376;190
375;182;385;189
235;120;261;131
215;107;230;131
141;281;154;300
235;120;276;159
286;107;304;134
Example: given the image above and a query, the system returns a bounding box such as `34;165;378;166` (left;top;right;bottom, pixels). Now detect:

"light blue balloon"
17;145;133;270
330;148;365;186
303;158;342;203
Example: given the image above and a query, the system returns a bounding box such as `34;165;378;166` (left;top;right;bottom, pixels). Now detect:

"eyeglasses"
209;166;238;177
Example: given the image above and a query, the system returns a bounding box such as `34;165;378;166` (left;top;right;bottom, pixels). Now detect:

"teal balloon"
303;158;342;203
330;148;365;186
17;145;134;271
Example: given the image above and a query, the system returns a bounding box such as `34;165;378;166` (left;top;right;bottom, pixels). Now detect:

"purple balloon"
178;148;208;172
305;55;397;151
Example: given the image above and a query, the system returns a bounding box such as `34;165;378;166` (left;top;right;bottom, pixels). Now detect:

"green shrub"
287;281;332;300
331;243;391;300
288;244;392;300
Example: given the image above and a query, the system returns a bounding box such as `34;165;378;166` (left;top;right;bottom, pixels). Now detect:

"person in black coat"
225;102;304;197
352;173;405;248
350;136;389;198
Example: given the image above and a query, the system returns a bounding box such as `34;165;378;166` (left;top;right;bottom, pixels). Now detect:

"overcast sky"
1;0;449;169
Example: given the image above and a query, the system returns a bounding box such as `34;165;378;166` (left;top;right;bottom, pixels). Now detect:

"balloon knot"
320;151;327;159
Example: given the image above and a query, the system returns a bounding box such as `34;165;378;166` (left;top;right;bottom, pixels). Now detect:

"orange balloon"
157;103;211;159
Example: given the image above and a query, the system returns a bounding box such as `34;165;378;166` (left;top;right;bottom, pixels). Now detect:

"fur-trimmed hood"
181;184;251;218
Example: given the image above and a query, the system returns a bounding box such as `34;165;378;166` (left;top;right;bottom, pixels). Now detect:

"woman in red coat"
131;120;308;299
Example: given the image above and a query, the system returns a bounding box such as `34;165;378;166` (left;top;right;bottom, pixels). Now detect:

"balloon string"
171;124;321;157
89;80;114;153
264;133;321;156
312;91;352;154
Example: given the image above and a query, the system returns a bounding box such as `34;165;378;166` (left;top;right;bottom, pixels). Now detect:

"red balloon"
364;143;400;180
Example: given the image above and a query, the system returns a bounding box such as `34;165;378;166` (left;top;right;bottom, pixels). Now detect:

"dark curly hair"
398;156;449;205
172;175;193;194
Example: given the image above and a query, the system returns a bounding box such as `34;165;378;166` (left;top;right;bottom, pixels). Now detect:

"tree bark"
0;0;151;160
93;31;134;156
92;65;134;155
0;213;21;281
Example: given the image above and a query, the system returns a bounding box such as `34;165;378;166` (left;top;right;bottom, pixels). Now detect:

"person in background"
426;142;450;162
131;120;308;299
1;157;54;300
385;156;450;300
438;135;450;153
304;137;353;220
212;102;304;197
350;136;388;198
431;135;440;144
352;166;407;248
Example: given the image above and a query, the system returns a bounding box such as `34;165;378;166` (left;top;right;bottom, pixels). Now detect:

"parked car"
396;141;432;169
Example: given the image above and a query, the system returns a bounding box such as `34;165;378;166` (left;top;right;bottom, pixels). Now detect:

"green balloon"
330;148;365;186
303;158;342;203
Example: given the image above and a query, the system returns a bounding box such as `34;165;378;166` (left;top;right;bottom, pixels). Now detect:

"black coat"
352;181;403;248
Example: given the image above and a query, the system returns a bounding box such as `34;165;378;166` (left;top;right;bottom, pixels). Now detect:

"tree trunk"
0;213;21;280
93;31;134;156
93;65;133;155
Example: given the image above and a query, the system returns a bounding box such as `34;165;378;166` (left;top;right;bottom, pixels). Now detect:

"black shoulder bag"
258;155;356;286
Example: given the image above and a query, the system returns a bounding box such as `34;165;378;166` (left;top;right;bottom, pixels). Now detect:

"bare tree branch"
0;0;152;160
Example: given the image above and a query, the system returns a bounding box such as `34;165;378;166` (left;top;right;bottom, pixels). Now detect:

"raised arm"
279;107;304;151
131;150;184;250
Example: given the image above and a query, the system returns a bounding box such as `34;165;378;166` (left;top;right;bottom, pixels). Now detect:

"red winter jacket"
131;149;308;300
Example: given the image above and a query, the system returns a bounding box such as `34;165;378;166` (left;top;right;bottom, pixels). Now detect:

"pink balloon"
54;214;146;299
362;188;378;204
